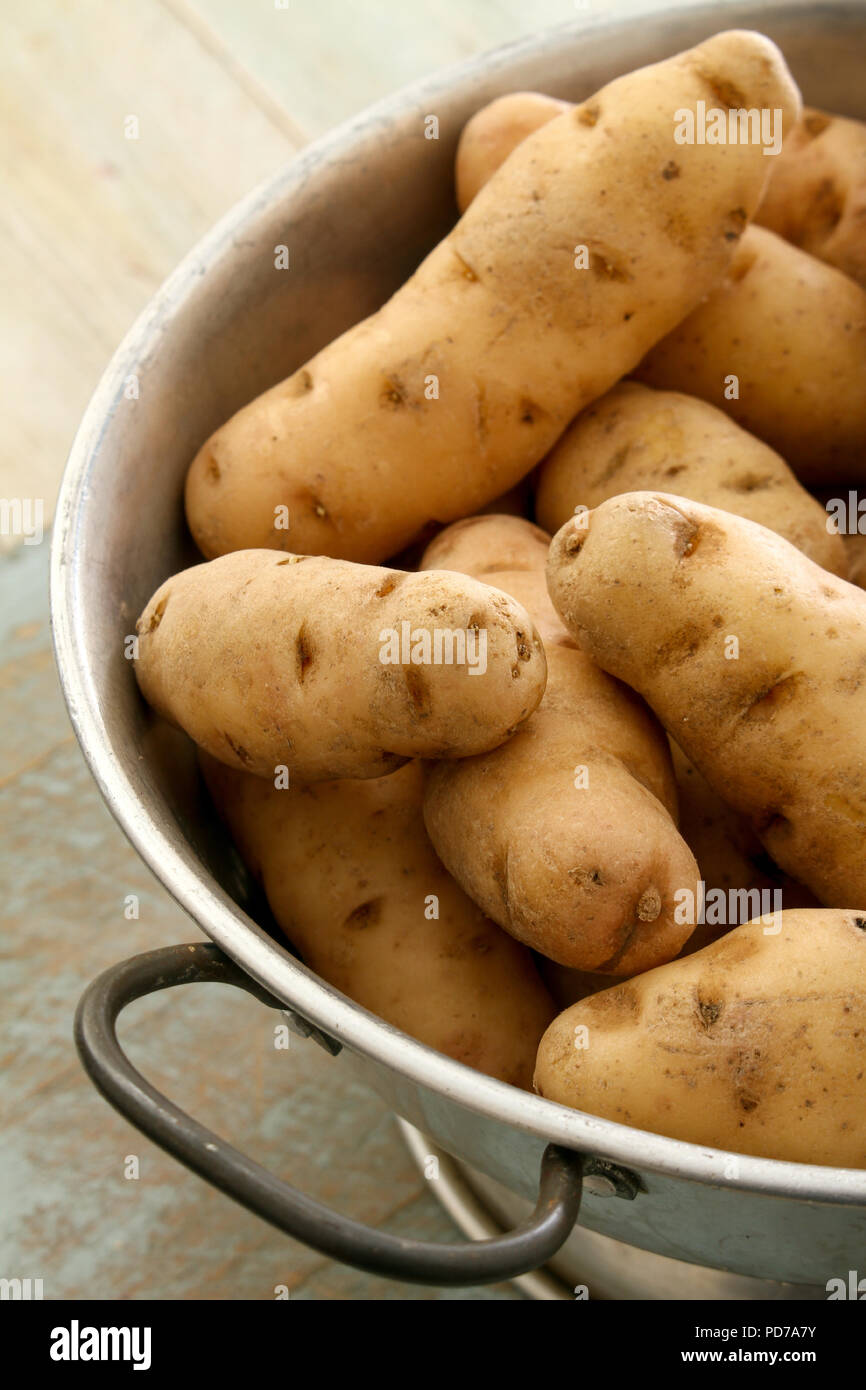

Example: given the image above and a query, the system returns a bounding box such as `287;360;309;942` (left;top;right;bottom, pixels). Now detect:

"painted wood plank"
0;0;299;530
190;0;596;139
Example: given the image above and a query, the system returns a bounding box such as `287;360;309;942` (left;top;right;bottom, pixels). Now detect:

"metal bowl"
52;0;866;1293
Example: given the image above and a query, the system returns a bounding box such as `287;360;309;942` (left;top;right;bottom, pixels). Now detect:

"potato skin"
546;491;866;907
454;96;866;491
202;757;555;1088
461;98;866;292
421;515;700;973
422;513;553;586
185;32;800;563
535;381;847;576
536;740;818;1006
670;740;817;950
534;909;866;1167
135;548;546;781
636;226;866;485
757;107;866;288
455;91;569;213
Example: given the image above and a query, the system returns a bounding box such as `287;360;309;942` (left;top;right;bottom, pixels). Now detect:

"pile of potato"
135;30;866;1167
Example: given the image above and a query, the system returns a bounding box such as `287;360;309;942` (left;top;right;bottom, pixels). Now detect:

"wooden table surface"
0;0;690;1300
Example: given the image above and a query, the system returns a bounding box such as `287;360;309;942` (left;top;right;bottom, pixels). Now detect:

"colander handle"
74;941;584;1288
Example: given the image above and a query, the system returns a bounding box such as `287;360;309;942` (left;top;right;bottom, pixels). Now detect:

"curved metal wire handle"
74;942;585;1288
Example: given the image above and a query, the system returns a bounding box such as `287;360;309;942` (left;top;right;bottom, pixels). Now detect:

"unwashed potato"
422;513;555;591
456;94;866;298
670;741;817;952
757;107;866;288
453;89;865;486
185;32;800;563
546;492;866;907
635;226;866;485
535;381;847;576
135;548;546;781
536;740;817;1007
455;91;570;212
455;90;866;490
534;909;866;1167
201;756;555;1088
421;515;700;974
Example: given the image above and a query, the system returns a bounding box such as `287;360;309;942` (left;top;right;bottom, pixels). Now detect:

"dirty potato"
422;515;700;974
535;909;866;1166
535;381;847;575
203;756;555;1088
546;492;866;907
757;106;866;287
135;548;546;781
